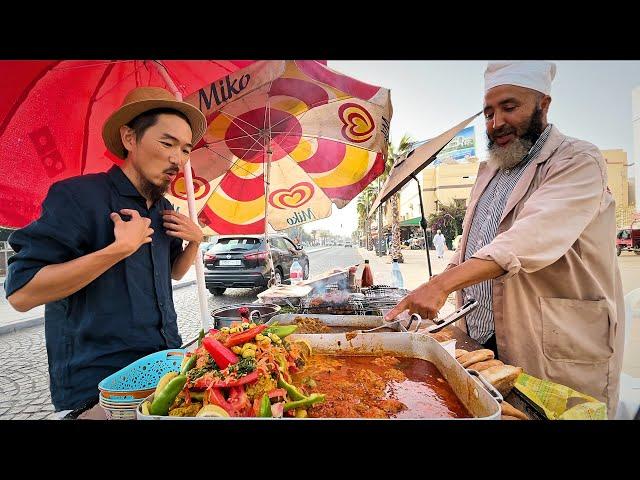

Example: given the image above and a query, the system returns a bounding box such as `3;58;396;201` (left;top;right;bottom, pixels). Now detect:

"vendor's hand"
110;209;153;256
162;210;203;243
384;277;449;321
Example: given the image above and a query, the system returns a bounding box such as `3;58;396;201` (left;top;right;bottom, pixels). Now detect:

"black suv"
203;235;310;295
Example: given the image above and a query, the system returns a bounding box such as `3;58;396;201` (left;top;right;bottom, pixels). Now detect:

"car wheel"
617;246;622;256
274;267;283;285
209;287;226;296
303;261;309;280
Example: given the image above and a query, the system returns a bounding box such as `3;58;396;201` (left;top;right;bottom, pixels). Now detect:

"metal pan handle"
425;299;478;333
467;368;503;403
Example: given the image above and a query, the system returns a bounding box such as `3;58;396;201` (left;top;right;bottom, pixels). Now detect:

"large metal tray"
137;332;501;420
266;313;408;333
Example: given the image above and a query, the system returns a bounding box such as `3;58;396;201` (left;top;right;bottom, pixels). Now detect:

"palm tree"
385;134;414;262
356;185;376;249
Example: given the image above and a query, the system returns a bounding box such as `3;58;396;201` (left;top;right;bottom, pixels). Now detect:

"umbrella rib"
203;145;262;179
266;95;353;133
51;60;133;72
81;62;117;174
0;60;63;138
94;63;151;102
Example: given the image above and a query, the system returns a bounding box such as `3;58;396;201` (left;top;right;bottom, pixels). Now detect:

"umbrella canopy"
166;60;393;235
0;60;253;228
369;112;480;217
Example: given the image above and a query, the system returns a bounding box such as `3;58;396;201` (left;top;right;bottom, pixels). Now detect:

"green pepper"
149;375;188;416
278;376;306;401
180;355;197;375
197;329;205;347
283;393;325;412
274;354;291;382
188;390;205;402
259;393;272;417
265;325;298;338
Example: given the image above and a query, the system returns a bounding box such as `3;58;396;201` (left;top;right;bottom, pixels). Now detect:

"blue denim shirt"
5;166;183;410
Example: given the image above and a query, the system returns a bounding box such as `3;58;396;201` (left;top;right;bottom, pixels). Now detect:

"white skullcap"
484;61;557;95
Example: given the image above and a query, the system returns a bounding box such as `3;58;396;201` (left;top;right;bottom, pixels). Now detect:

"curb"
0;278;198;336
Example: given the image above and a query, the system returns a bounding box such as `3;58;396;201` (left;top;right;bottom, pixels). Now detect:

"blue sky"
304;61;640;236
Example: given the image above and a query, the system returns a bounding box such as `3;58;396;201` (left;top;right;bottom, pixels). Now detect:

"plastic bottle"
290;260;303;285
361;259;374;288
391;259;404;289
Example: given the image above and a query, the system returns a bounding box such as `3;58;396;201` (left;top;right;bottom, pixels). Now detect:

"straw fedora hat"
102;86;207;160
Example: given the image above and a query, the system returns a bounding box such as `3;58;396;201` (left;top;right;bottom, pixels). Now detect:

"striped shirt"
462;125;552;344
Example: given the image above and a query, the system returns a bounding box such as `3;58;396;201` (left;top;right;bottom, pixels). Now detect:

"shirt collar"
107;165;145;199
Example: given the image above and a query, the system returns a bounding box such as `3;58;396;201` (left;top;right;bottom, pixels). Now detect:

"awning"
399;217;421;227
369;112;480;217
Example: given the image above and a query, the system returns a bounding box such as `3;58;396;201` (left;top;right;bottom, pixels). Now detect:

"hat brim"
102;98;208;160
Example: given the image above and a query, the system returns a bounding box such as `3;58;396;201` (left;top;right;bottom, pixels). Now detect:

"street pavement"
0;246;362;419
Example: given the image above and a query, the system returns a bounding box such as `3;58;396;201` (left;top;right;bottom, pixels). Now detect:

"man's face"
483;85;550;169
124;113;193;200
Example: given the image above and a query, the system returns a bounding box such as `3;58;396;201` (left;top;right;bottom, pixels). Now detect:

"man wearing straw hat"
5;87;208;416
387;62;625;417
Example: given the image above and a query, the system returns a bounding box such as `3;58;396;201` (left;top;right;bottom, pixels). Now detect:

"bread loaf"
500;401;529;420
457;349;495;368
480;365;523;396
467;359;504;372
455;349;469;359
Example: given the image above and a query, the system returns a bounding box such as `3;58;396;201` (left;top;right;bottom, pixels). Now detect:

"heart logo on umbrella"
269;182;314;209
338;103;375;143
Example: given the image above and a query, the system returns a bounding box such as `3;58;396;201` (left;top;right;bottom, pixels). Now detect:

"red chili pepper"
202;336;238;369
238;307;250;323
224;324;268;348
211;370;260;388
209;328;219;335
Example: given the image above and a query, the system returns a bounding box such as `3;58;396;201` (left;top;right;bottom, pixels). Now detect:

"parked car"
344;241;353;248
616;217;640;256
203;235;309;295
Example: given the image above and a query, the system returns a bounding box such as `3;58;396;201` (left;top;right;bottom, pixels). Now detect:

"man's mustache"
163;167;180;175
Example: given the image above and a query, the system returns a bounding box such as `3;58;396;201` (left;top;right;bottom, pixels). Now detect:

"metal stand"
413;174;433;278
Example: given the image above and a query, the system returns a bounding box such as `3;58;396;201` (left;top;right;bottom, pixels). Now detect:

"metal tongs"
404;299;479;334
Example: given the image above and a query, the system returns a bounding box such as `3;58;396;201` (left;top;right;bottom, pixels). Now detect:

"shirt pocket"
540;297;613;364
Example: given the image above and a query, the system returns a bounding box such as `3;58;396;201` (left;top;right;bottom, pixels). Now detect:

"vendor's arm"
471;151;605;278
8;206;154;312
386;150;605;320
385;258;505;320
162;210;203;280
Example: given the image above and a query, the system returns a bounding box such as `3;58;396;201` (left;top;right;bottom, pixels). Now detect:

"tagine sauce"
293;355;471;419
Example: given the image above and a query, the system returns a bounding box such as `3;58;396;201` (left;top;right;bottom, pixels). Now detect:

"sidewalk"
357;247;458;316
0;267;199;336
0;249;331;335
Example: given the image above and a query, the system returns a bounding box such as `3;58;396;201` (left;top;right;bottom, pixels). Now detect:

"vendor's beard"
134;166;171;204
486;107;544;170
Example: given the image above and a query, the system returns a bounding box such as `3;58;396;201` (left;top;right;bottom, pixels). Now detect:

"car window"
283;238;298;250
212;237;260;252
275;238;289;250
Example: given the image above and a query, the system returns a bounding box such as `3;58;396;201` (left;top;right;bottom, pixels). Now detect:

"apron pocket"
541;297;613;364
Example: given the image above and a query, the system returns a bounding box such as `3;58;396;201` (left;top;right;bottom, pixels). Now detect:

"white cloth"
484;61;556;95
433;233;446;258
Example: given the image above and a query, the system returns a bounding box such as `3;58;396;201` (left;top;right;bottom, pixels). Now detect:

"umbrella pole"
264;146;277;286
413;174;433;278
153;61;210;332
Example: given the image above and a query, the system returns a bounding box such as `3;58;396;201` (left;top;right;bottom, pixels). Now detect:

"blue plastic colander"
98;349;186;403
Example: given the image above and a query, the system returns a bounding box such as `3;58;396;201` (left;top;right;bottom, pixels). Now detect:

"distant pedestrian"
433;229;446;259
